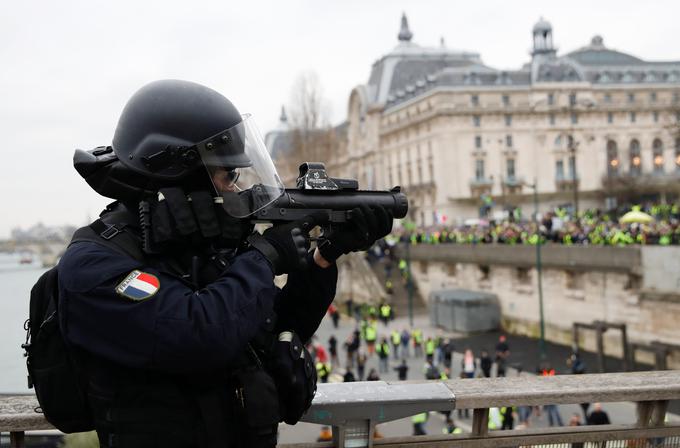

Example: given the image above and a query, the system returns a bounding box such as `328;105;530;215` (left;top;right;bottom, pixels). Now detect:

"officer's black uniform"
58;208;337;447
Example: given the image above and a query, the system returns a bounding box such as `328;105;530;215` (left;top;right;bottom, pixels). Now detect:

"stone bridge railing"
2;371;680;447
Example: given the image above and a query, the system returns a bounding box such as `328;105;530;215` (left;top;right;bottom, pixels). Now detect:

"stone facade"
405;244;680;368
266;15;680;225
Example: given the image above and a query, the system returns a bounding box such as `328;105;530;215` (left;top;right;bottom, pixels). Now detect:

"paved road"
278;310;679;444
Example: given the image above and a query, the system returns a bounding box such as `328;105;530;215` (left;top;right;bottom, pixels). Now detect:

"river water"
0;253;48;393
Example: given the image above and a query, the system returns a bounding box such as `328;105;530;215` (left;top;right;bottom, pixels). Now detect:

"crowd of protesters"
395;203;680;247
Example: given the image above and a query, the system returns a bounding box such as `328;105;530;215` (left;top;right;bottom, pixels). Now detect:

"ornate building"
269;15;680;225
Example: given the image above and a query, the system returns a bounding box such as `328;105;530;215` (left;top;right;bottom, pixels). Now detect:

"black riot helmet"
112;79;251;181
75;79;285;217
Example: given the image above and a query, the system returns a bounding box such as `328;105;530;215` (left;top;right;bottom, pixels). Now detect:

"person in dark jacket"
480;350;493;378
587;403;611;425
60;80;394;448
393;359;409;380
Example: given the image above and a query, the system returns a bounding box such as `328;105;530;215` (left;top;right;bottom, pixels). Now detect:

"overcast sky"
1;0;678;238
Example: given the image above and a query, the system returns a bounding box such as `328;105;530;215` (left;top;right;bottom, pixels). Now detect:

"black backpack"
22;219;143;433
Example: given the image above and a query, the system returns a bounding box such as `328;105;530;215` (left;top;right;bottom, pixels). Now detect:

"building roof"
366;14;481;105
363;16;680;110
566;36;644;66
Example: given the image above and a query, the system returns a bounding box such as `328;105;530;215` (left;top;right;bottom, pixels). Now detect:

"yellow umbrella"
619;210;654;224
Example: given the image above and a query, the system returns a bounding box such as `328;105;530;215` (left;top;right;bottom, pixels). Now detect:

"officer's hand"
318;205;393;263
248;212;328;275
147;187;250;250
269;331;317;425
149;188;220;243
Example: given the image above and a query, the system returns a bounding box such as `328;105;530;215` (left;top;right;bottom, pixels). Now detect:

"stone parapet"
400;243;642;273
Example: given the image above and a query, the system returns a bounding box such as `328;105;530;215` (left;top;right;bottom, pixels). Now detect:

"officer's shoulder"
59;241;141;292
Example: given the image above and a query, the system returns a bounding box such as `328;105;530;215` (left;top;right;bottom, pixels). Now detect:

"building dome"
533;17;552;34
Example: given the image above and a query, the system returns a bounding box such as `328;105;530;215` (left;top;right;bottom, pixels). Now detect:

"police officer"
60;80;393;448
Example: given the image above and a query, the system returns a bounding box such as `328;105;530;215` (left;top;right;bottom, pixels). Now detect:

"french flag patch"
115;270;160;301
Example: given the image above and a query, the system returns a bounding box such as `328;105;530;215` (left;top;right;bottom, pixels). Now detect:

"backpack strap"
70;218;145;262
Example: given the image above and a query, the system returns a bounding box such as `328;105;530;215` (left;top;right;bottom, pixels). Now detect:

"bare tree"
281;71;336;182
289;71;329;131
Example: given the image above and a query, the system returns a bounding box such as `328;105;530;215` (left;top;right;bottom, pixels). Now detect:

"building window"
653;111;659;123
650;92;657;102
604;93;612;103
506;158;516;180
475;159;485;180
569;93;577;106
570;112;578;124
475;135;482;149
628;93;635;103
607;140;619;176
555;160;564;180
502;95;510;106
568;155;576;180
630;112;636;123
479;265;490;281
653;139;664;174
674;92;680;103
547;93;554;105
473;115;481;127
676;138;680;171
505;114;512;126
506;135;513;148
549;113;555;125
607;112;614;124
630;139;641;176
471;95;479;106
516;267;531;285
566;271;584;290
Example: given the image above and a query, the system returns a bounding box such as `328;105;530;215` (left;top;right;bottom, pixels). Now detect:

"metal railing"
2;371;680;448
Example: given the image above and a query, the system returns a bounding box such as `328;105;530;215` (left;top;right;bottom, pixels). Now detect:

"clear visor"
197;114;284;218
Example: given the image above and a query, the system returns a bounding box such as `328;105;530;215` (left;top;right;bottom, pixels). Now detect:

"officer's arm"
274;249;338;343
58;242;276;373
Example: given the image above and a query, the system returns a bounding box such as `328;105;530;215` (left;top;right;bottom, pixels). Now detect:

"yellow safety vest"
365;324;377;342
411;412;428;423
391;331;401;345
426;339;435;354
316;362;330;376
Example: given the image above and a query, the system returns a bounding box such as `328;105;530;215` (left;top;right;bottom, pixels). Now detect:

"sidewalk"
278;310;678;443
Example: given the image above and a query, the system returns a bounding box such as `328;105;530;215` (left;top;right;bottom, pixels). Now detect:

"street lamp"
568;136;580;217
403;237;414;328
524;178;546;360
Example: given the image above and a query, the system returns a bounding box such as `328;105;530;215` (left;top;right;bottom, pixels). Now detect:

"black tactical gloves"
248;212;328;275
269;331;317;425
318;204;394;263
143;187;251;252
